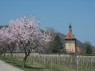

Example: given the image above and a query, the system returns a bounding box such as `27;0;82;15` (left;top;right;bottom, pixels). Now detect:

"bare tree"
45;27;57;40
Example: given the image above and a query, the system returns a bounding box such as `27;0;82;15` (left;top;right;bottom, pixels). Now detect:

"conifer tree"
85;45;92;54
49;34;63;53
84;41;92;55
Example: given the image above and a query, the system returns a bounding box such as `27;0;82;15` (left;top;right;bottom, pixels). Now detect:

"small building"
65;24;76;54
77;47;82;54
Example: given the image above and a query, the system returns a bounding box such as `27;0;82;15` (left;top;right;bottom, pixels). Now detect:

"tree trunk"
10;52;13;58
22;54;29;68
4;52;5;57
22;57;26;68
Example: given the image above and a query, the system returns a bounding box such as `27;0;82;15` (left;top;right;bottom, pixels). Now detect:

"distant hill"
0;26;4;29
0;25;8;29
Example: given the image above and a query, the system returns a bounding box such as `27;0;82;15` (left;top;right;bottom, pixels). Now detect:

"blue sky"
0;0;95;45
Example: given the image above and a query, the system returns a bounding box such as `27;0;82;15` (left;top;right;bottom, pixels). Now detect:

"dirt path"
0;60;23;71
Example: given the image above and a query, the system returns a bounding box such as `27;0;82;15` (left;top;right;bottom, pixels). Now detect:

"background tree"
0;27;17;57
83;41;92;55
0;41;8;56
45;27;57;40
49;34;63;53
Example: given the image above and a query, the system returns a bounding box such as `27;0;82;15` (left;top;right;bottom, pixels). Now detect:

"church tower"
65;24;76;54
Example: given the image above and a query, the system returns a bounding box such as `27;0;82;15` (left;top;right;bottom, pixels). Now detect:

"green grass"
0;56;95;71
0;56;69;71
0;56;53;71
0;56;23;69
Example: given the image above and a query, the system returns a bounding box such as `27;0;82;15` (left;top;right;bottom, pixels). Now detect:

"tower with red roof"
65;24;76;54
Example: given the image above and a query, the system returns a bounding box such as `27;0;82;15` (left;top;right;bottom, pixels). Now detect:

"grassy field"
0;56;51;71
0;53;95;71
0;56;75;71
0;56;72;71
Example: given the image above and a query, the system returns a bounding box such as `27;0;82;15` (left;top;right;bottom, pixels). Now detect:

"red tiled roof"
65;32;75;39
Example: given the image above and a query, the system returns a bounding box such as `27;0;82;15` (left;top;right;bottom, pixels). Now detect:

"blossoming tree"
7;17;48;67
0;26;17;57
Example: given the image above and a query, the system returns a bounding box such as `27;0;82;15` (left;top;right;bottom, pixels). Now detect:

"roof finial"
69;22;72;32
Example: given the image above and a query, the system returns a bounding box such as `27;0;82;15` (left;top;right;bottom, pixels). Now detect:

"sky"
0;0;95;45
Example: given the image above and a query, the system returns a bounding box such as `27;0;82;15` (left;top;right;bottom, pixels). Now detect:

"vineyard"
3;53;95;71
